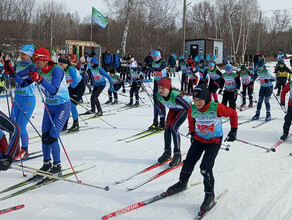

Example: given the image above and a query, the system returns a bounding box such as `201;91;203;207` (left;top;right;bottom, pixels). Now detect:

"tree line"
0;0;291;63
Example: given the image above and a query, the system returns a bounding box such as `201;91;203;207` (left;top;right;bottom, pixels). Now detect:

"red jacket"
280;82;292;107
188;101;238;144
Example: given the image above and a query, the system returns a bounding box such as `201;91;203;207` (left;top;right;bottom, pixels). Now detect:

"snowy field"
1;60;292;220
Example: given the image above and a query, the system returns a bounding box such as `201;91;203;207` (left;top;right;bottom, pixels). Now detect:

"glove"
30;71;43;83
280;101;285;106
122;88;126;93
0;156;12;171
109;86;114;92
225;128;237;142
218;89;223;95
264;79;270;83
188;132;195;144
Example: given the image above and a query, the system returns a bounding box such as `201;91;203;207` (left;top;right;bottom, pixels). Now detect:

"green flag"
92;7;108;28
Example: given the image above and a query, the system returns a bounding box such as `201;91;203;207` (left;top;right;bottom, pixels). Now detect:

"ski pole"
36;84;81;182
68;97;88;125
237;91;257;104
71;97;117;129
10;165;109;191
236;138;275;152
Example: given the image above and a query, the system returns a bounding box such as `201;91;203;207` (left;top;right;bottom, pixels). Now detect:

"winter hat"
240;65;247;70
152;50;161;62
225;64;233;71
208;61;215;68
279;60;285;65
71;54;77;64
193;85;210;104
33;48;50;61
158;77;171;90
20;44;34;57
109;69;115;74
90;57;98;64
199;59;204;64
79;56;85;63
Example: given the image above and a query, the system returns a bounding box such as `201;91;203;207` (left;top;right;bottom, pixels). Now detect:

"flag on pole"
92;7;108;28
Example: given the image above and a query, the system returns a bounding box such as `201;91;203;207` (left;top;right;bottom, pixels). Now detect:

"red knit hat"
158;77;171;90
33;48;51;61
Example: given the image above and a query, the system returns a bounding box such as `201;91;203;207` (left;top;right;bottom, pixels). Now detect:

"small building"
185;38;224;64
64;40;102;63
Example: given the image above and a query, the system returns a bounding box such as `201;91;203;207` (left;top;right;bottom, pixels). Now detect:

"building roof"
185;38;224;42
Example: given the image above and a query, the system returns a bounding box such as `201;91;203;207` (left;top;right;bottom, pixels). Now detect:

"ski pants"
283;106;292;134
179;139;221;194
256;86;272;114
164;109;187;153
277;77;287;95
241;84;253;104
90;85;105;112
153;80;165;126
209;79;221;102
42;102;70;163
129;81;141;101
69;80;86;120
221;90;238;110
108;84;121;100
11;95;36;148
181;74;187;91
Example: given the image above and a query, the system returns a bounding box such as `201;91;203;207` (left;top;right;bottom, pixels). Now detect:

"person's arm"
280;82;290;104
187;106;196;133
175;95;191;111
99;68;113;86
235;75;241;90
69;67;79;88
40;66;64;95
217;103;238;129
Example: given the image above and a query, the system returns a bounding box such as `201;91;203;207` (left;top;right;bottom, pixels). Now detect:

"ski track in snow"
1;59;292;220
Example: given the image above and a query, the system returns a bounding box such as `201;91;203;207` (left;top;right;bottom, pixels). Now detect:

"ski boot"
265;112;271;121
252;112;260;120
280;133;289;141
111;99;118;105
27;160;52;181
133;100;139;107
68;119;79;133
105;98;112;104
126;99;133;107
148;123;158;131
95;110;103;116
157;121;165;131
248;100;253;107
49;162;62;177
200;192;215;213
84;109;94;115
157;150;171;163
240;102;246;108
169;152;181;167
166;180;188;196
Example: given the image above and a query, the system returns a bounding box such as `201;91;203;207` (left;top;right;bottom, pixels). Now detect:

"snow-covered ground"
1;60;292;220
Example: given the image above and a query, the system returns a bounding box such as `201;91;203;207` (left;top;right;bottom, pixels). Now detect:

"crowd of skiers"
0;45;291;215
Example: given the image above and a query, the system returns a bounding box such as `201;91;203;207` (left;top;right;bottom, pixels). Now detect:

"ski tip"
104;186;110;191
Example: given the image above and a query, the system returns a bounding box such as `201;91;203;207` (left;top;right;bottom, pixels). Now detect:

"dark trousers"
129;81;140;101
256;86;272;114
120;67;127;81
164;109;187;153
187;79;196;94
104;64;111;72
90;85;105;112
181;74;187;91
69;80;86;105
241;84;253;104
277;77;287;95
179;139;221;193
153;80;165;125
108;84;121;100
222;90;238;110
283;106;292;134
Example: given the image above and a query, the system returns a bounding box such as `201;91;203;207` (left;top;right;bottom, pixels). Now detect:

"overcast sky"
51;0;292;20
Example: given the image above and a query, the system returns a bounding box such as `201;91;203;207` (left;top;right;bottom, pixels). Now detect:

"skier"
273;49;287;65
0;111;20;171
166;84;238;214
186;67;199;95
58;55;85;132
280;79;292;140
179;58;188;92
105;68;125;105
84;57;114;116
193;59;208;86
218;64;240;110
238;65;255;108
126;60;141;107
252;61;275;121
156;77;191;167
205;61;223;102
148;50;167;131
6;44;37;159
21;47;71;178
274;60;291;96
